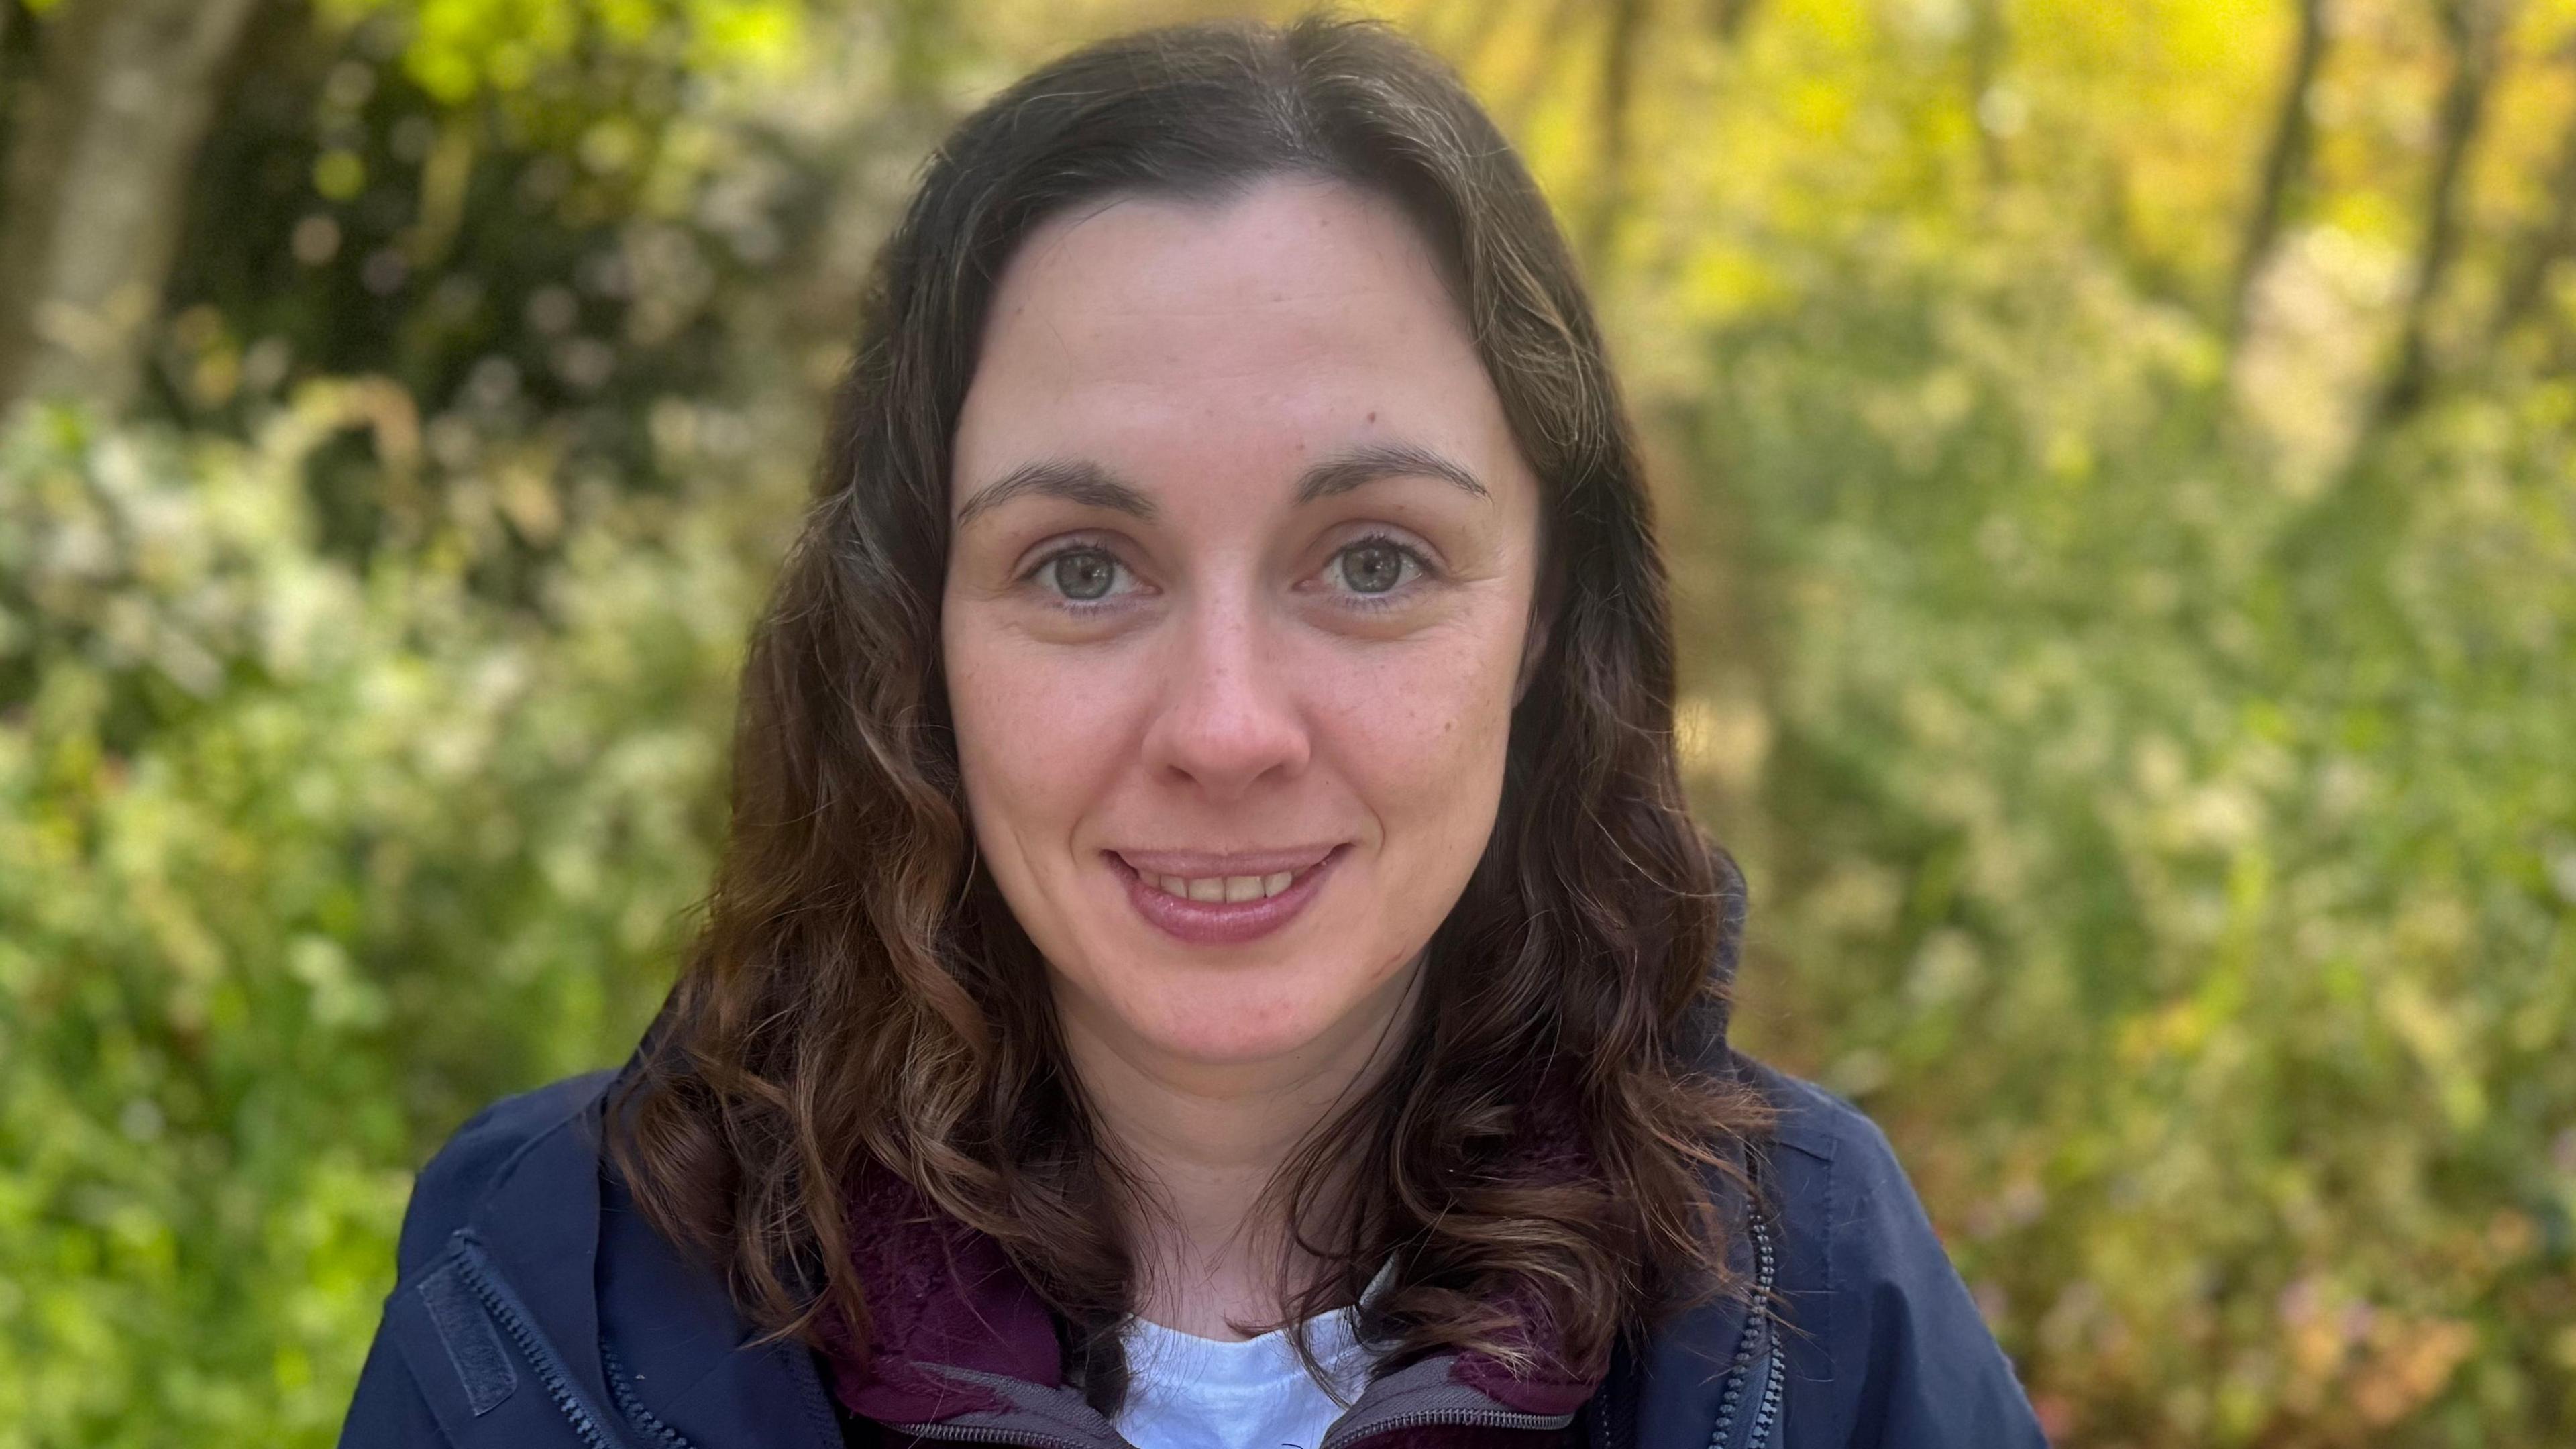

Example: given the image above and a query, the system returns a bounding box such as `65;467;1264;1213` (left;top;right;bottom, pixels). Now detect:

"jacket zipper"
1703;1213;1779;1449
1742;1328;1784;1449
449;1232;637;1449
880;1418;1107;1449
602;1342;702;1449
1320;1406;1576;1449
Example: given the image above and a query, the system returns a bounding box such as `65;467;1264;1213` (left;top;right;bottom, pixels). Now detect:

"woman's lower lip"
1110;847;1344;945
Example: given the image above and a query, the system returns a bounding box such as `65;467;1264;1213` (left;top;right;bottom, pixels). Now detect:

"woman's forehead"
955;177;1517;506
989;177;1460;346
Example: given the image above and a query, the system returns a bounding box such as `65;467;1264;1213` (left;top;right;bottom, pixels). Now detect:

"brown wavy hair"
607;12;1770;1407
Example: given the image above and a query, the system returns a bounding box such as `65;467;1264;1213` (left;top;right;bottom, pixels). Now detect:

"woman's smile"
1106;845;1349;945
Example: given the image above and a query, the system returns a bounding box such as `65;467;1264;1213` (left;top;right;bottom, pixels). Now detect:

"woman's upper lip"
1110;845;1341;877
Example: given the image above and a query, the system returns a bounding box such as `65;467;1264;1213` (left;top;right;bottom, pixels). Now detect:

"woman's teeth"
1151;871;1297;902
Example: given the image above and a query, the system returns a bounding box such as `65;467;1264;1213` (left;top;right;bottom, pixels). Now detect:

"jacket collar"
818;1146;1606;1449
429;1057;1760;1449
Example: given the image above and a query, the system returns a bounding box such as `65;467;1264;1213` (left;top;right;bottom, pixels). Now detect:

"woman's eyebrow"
953;441;1489;527
955;458;1159;528
1295;442;1489;504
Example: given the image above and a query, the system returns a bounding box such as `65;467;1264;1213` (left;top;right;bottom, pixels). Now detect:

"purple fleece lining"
822;1163;1061;1424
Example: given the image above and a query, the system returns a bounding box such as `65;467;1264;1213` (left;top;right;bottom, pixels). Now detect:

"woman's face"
942;176;1543;1075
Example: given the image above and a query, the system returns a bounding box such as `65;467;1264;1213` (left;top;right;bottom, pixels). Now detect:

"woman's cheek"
950;625;1110;841
1320;625;1518;814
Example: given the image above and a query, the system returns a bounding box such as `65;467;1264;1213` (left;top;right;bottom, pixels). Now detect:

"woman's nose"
1138;596;1311;798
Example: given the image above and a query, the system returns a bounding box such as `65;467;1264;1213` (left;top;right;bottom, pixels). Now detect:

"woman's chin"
1132;1011;1344;1070
1100;986;1382;1072
1053;932;1424;1073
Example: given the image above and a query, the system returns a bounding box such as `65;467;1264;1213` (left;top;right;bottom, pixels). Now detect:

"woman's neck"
1055;961;1421;1340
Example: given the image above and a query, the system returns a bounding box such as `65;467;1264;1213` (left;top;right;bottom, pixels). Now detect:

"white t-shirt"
1114;1300;1375;1449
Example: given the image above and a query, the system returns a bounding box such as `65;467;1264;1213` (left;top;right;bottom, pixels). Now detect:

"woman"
340;17;2047;1449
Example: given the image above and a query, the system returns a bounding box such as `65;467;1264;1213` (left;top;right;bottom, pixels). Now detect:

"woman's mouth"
1104;845;1346;945
1140;867;1302;901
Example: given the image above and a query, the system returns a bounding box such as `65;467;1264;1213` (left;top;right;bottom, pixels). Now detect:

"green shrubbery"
1686;232;2576;1443
0;388;785;1442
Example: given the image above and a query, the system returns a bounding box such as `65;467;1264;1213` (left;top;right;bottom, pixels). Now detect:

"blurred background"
0;0;2570;1443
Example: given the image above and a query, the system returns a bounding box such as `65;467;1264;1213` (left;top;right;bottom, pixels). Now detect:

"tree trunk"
2229;0;2329;347
2373;0;2510;426
0;0;267;419
1705;0;1761;42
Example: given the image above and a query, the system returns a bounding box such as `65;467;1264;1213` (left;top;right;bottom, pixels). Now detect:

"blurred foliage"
1;0;2572;1445
0;386;776;1439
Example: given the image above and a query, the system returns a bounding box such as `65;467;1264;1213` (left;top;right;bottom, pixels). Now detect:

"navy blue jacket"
338;1052;2047;1449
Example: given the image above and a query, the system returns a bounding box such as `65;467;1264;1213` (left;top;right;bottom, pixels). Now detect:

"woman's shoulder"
1731;1051;1890;1166
1705;1051;2051;1448
1727;1051;1969;1316
391;1069;618;1281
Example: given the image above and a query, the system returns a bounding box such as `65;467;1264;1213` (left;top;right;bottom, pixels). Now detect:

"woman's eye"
1049;549;1121;602
1327;537;1427;600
